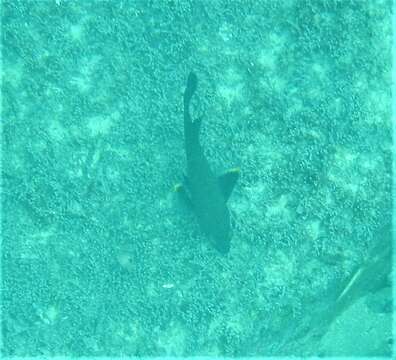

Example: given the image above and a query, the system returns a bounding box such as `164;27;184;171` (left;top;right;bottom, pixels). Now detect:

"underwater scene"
1;0;393;357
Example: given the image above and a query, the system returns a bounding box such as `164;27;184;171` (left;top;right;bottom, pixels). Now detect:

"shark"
175;72;239;254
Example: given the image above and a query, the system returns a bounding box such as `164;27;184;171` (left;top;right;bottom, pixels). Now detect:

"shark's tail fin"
190;115;202;139
184;72;197;111
184;72;201;141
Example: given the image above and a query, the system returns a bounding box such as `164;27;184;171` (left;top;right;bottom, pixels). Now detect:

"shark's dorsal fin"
218;168;240;201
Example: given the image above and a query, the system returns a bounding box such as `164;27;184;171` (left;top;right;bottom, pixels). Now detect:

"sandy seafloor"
1;0;393;357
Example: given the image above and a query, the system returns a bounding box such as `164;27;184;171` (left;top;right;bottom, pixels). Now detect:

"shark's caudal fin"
190;115;202;139
218;168;240;201
184;72;202;142
184;72;197;109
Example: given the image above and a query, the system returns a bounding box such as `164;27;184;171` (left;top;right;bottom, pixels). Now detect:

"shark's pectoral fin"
174;182;194;210
218;167;240;201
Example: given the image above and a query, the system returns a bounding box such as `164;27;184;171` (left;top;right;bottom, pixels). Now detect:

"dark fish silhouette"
175;72;239;254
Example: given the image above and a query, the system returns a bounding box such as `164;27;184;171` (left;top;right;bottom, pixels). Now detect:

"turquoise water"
1;0;392;357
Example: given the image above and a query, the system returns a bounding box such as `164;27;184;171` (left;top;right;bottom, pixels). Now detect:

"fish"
175;72;239;254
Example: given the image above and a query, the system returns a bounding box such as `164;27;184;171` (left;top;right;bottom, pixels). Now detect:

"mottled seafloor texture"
1;0;392;357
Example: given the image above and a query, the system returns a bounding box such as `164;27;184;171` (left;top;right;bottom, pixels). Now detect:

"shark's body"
178;72;239;254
